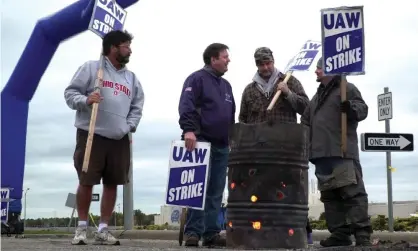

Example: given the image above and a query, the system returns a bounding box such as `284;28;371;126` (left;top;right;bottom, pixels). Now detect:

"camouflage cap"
316;57;323;69
254;47;274;63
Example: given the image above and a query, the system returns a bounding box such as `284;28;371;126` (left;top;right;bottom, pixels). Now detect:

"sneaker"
184;235;199;247
202;234;226;247
71;226;87;245
93;227;120;245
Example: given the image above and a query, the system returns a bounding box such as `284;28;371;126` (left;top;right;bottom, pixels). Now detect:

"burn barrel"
226;122;309;249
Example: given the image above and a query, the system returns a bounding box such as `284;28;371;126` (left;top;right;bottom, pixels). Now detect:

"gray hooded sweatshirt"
64;57;145;140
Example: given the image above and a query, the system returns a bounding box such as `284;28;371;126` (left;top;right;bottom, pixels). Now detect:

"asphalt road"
1;238;317;251
2;237;418;251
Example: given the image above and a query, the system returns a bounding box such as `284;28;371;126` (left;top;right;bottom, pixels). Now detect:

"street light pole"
23;188;30;229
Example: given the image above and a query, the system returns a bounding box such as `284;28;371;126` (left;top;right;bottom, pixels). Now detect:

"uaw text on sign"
321;6;365;75
286;40;322;72
1;188;10;223
165;140;210;210
89;0;127;38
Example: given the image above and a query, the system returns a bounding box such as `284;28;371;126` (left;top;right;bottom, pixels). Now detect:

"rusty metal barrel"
226;122;310;249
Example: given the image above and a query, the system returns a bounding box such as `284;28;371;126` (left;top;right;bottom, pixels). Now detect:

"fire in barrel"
226;122;309;249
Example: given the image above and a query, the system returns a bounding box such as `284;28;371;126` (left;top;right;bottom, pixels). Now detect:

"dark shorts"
73;129;130;186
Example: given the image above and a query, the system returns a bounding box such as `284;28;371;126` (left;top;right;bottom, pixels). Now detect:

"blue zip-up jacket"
178;67;236;147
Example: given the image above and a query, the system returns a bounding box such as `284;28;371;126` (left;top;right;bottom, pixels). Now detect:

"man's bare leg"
72;184;93;245
77;184;93;224
98;184;117;231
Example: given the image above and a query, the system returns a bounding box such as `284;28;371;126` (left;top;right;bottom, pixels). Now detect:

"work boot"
184;235;199;247
320;236;352;247
202;234;226;247
355;228;373;246
355;236;372;246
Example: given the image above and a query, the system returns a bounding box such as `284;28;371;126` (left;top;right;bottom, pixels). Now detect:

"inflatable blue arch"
1;0;138;214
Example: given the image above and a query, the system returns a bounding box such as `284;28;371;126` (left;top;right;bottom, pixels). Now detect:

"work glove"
340;100;351;113
340;100;356;120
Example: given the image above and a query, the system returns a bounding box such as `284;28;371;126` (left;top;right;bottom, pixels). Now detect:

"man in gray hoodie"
64;30;145;246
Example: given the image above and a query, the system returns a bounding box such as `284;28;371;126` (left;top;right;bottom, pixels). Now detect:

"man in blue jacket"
178;43;236;247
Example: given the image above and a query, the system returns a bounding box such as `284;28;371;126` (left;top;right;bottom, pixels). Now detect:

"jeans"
184;145;229;240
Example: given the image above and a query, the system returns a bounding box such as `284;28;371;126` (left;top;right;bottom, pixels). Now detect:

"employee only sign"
88;0;127;38
165;141;210;210
320;6;365;75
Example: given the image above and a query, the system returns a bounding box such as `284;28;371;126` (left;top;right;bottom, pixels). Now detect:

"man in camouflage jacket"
238;47;309;124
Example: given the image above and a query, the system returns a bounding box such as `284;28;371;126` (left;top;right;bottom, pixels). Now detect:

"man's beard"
116;54;130;66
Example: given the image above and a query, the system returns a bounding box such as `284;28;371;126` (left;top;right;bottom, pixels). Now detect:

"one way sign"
361;133;414;152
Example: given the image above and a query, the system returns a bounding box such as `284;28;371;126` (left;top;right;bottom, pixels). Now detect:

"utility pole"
23;188;30;229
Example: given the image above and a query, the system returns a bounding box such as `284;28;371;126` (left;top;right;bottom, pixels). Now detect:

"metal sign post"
382;87;393;232
123;133;134;230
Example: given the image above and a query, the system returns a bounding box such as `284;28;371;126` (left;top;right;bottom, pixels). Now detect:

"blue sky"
1;0;417;218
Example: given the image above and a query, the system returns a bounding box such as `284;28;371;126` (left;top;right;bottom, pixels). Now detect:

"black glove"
340;100;351;113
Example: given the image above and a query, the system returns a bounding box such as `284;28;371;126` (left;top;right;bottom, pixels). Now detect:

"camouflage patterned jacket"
238;73;309;124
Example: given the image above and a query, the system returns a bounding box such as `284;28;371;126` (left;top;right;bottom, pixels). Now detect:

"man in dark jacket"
301;57;372;247
178;43;236;247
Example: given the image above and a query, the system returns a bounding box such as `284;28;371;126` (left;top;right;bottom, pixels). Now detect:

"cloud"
2;0;417;218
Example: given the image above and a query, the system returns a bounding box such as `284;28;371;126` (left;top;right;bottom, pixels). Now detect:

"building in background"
155;179;418;224
307;179;418;219
154;191;228;226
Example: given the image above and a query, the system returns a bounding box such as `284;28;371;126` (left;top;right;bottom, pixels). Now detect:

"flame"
288;228;294;236
228;221;233;228
277;191;284;199
230;182;235;189
252;221;261;230
250;195;258;202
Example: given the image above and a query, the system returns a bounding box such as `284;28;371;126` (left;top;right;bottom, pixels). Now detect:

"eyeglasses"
118;45;131;50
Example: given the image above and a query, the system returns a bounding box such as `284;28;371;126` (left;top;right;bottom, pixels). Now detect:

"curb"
21;230;418;242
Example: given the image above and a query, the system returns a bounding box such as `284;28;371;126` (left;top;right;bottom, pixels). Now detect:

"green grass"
24;229;71;235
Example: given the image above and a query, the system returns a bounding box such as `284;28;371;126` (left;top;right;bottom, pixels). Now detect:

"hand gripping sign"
266;40;322;111
82;0;128;172
320;6;365;156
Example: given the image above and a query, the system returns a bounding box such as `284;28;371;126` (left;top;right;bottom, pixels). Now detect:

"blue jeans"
184;145;229;240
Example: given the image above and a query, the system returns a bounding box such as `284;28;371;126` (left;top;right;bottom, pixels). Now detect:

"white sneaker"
71;226;87;245
93;227;120;245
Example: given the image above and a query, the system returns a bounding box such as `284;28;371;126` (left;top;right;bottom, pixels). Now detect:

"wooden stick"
266;71;293;111
340;75;347;157
82;57;104;173
178;207;188;246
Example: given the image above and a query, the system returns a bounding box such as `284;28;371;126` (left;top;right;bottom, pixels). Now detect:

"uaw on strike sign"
285;40;322;72
89;0;127;38
165;141;210;210
1;188;11;223
321;6;365;75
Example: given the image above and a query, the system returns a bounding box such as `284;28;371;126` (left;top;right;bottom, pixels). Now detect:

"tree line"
25;209;156;228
